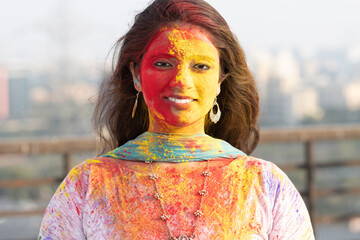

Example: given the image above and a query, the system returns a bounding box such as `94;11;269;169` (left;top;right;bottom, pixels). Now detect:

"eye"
193;63;210;71
154;61;173;68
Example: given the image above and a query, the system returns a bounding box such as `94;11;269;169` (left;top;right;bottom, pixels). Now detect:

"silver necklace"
146;160;211;240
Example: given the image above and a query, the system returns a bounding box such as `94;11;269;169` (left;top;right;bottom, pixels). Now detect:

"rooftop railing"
258;125;360;228
1;125;360;235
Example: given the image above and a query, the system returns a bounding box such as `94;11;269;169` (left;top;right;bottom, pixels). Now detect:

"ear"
130;62;142;92
216;82;221;96
217;71;227;96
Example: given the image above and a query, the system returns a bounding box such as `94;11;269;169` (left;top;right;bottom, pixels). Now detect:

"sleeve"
267;163;315;240
38;163;89;240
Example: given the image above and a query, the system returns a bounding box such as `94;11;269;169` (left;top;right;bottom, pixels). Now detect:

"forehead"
145;24;216;54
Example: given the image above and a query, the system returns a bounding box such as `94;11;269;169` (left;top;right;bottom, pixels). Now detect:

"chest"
82;164;272;239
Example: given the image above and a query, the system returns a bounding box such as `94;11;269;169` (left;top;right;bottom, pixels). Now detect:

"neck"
148;114;205;135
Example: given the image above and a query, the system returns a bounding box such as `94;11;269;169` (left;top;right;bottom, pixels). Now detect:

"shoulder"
63;157;131;187
228;156;295;195
229;155;285;177
68;157;127;175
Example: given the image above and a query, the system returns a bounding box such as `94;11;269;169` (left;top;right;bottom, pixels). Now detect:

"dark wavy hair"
93;0;259;154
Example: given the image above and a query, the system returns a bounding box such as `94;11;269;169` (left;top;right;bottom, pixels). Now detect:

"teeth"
167;97;193;104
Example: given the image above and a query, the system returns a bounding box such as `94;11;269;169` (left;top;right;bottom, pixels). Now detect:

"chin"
164;117;196;127
166;120;192;127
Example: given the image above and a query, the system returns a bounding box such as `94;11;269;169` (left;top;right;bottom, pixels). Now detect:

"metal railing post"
63;152;73;176
305;140;317;231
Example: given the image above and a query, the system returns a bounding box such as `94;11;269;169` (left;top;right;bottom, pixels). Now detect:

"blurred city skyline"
1;0;360;138
1;0;360;65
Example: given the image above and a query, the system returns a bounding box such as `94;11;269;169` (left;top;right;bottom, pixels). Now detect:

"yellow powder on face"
166;28;220;123
167;29;190;58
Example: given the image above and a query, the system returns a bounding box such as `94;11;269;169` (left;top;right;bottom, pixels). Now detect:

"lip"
164;95;197;109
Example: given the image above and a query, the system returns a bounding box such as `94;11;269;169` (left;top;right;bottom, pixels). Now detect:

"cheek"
141;73;158;96
197;71;220;100
140;61;162;98
140;67;171;113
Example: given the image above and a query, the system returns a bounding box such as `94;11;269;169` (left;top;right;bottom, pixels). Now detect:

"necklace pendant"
178;235;190;240
170;234;195;240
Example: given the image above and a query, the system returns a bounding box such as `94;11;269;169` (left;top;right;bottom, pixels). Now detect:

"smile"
166;97;196;104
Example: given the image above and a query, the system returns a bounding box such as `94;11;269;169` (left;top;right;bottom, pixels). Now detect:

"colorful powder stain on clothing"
39;133;315;239
103;132;245;162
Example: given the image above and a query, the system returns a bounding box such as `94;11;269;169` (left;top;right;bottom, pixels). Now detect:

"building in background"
9;70;30;119
0;66;9;120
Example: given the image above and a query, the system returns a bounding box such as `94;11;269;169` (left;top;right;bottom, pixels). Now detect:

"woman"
39;0;315;239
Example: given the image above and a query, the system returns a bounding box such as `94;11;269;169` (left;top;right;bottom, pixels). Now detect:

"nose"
169;64;195;90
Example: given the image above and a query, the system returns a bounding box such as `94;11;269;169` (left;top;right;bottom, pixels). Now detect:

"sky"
0;0;360;65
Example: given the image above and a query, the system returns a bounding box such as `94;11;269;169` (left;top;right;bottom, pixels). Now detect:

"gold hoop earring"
209;98;221;124
131;92;140;118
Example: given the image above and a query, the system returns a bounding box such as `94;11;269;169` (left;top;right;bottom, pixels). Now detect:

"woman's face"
138;23;221;132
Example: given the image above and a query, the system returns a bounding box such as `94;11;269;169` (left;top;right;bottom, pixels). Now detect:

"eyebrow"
147;48;218;63
149;54;217;64
193;55;217;63
149;53;175;61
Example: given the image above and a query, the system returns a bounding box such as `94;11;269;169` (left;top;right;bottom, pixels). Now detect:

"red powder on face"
139;24;220;134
